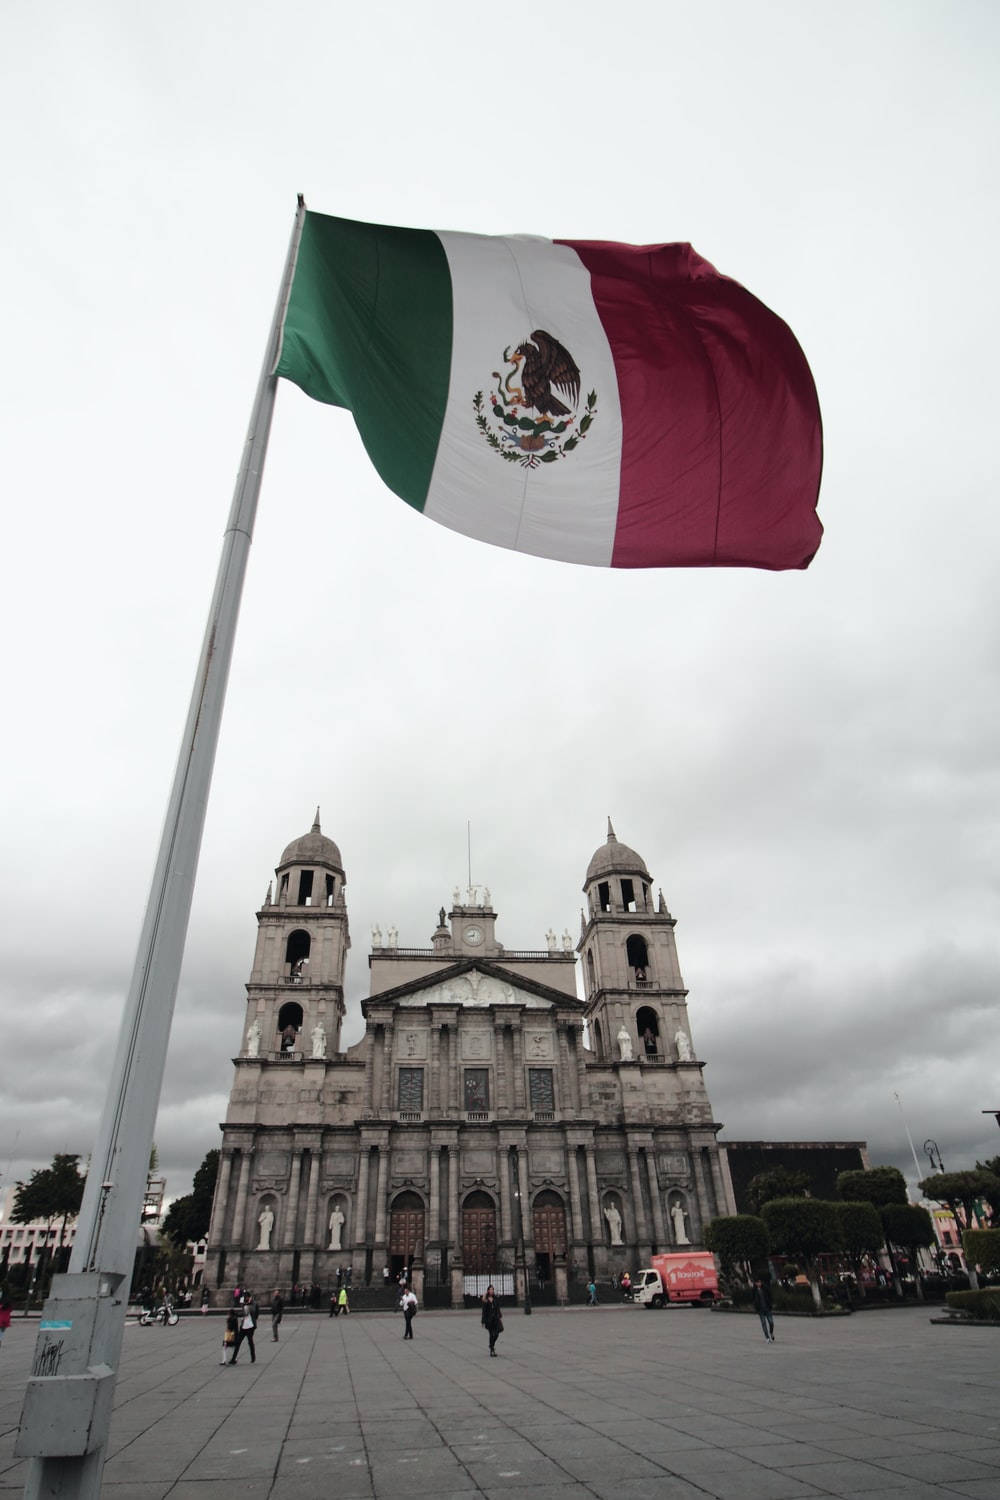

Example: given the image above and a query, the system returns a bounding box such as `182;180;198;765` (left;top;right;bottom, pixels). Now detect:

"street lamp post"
923;1139;945;1174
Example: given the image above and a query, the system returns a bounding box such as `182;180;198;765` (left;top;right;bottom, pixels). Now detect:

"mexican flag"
275;211;823;570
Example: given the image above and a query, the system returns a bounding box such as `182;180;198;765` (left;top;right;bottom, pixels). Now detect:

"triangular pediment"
364;958;582;1014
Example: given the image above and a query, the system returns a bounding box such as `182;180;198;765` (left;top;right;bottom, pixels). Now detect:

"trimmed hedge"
945;1289;1000;1321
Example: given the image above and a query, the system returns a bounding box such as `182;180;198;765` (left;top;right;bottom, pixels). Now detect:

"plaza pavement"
1;1303;999;1500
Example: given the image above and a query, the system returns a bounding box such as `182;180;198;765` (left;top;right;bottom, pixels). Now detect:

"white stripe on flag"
426;233;623;567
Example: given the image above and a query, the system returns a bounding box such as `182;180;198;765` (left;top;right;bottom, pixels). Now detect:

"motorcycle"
139;1301;179;1326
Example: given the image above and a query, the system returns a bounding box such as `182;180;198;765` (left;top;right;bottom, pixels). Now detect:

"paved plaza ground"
1;1303;998;1500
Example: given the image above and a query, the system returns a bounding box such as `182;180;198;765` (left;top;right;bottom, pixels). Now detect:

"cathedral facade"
203;815;736;1304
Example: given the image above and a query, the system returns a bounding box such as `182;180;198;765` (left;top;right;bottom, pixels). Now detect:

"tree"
919;1171;1000;1291
11;1154;87;1293
974;1157;1000;1226
833;1201;883;1298
881;1203;936;1300
761;1198;842;1312
704;1215;770;1285
836;1166;907;1207
746;1168;810;1213
161;1150;219;1250
963;1228;1000;1277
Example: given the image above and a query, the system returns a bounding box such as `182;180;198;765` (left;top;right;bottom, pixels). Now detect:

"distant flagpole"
20;197;307;1500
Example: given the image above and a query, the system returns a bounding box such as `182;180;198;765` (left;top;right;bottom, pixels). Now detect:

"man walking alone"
752;1277;775;1343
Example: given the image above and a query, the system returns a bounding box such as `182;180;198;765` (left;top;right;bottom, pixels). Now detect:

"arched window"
636;1005;660;1056
285;930;311;982
626;934;649;981
277;1000;303;1050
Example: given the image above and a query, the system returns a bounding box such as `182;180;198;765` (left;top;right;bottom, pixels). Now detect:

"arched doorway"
389;1191;425;1280
532;1189;567;1291
636;1005;660;1056
461;1190;497;1275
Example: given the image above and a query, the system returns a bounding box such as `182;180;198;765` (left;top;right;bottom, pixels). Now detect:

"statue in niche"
290;956;308;983
257;1204;275;1251
328;1203;346;1250
311;1022;326;1059
245;1018;261;1057
604;1202;624;1246
670;1199;690;1244
617;1025;633;1061
675;1028;693;1061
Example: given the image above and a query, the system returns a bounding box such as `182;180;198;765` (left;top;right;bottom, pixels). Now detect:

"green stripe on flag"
276;212;453;511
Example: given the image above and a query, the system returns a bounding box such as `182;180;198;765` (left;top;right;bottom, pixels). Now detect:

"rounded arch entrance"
389;1190;425;1279
531;1188;567;1287
461;1189;497;1275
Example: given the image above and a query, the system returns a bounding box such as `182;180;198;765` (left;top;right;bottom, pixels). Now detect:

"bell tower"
579;819;694;1065
243;809;350;1059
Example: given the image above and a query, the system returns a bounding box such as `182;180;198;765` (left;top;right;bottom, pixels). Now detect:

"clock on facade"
463;925;484;945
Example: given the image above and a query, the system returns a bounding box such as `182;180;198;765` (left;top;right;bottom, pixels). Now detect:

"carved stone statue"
545;928;557;952
604;1202;624;1246
311;1022;326;1059
670;1199;690;1244
675;1028;693;1062
617;1025;633;1061
483;887;491;906
328;1203;346;1250
561;929;573;950
257;1204;275;1251
371;924;382;948
245;1018;261;1057
387;924;398;948
438;906;446;928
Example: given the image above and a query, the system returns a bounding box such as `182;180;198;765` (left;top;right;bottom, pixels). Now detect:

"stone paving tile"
946;1483;1000;1500
785;1456;934;1492
872;1454;1000;1485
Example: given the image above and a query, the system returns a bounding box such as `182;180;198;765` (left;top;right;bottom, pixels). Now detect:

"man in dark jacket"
270;1289;284;1341
752;1277;775;1342
234;1293;259;1363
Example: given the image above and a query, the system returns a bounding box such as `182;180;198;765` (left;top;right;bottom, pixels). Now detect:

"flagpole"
19;196;307;1500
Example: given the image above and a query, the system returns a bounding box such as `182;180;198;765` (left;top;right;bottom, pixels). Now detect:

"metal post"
18;198;307;1500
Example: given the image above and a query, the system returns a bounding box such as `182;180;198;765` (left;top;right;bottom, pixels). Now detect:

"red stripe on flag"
557;240;823;570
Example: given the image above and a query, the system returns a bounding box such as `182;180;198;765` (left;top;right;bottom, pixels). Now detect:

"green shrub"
945;1289;1000;1321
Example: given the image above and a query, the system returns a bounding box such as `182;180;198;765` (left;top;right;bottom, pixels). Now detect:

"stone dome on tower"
278;809;344;873
584;818;651;884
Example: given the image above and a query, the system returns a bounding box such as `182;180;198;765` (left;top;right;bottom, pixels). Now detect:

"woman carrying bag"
481;1285;503;1357
221;1308;238;1365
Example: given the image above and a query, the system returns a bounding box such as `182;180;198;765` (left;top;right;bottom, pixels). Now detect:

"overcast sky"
3;2;998;1209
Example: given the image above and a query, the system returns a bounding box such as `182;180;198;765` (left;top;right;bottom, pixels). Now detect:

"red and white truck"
633;1252;719;1308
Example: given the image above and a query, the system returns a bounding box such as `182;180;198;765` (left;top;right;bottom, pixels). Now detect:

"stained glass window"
529;1068;555;1111
398;1067;424;1112
464;1068;489;1111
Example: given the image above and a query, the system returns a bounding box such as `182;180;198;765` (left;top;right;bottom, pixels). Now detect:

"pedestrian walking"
337;1285;350;1315
200;1287;210;1315
330;1289;339;1317
481;1284;503;1356
233;1293;259;1363
586;1279;598;1306
401;1286;417;1339
620;1271;632;1301
221;1307;238;1365
752;1277;775;1342
270;1288;284;1341
0;1294;12;1351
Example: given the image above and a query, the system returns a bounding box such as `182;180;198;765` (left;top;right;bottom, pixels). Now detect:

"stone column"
566;1144;584;1242
516;1145;532;1254
494;1022;509;1111
645;1150;667;1247
373;1147;389;1248
628;1146;649;1246
556;1025;575;1113
511;1025;526;1112
447;1145;459;1254
207;1150;233;1247
498;1145;513;1243
584;1147;602;1240
364;1025;376;1113
354;1144;371;1246
230;1150;252;1247
303;1152;322;1246
430;1026;442;1114
429;1147;441;1244
447;1028;460;1114
379;1025;395;1115
283;1150;303;1247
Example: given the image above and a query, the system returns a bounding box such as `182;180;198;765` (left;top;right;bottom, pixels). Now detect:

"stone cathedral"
203;814;736;1304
